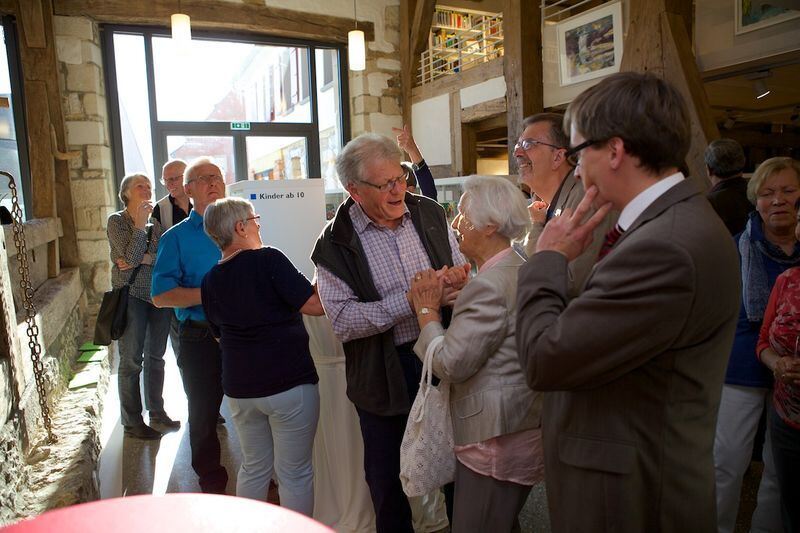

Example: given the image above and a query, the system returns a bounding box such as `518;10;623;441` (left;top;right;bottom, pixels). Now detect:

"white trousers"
227;383;320;516
713;385;782;533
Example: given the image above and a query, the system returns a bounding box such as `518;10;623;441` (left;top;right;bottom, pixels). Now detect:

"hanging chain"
1;171;55;443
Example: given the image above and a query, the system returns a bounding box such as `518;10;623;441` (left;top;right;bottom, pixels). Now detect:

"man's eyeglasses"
163;176;184;184
565;139;603;166
514;138;564;152
244;215;260;222
188;174;225;185
357;168;410;193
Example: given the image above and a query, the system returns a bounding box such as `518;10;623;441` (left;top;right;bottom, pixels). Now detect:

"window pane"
113;34;154;178
153;37;311;123
0;24;25;219
316;49;343;200
166;135;235;184
246;137;307;180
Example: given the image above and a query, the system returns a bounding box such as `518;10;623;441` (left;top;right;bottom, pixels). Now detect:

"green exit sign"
230;122;251;130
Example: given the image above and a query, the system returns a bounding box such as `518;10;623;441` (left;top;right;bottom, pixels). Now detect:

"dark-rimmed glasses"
565;139;603;166
357;168;411;193
244;215;260;222
514;138;563;152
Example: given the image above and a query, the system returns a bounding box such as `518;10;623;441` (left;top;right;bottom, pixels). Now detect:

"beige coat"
517;179;740;532
414;251;540;446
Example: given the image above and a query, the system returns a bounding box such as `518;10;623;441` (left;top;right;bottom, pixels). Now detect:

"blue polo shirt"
151;210;221;322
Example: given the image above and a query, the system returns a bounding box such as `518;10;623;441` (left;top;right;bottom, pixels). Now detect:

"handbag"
93;227;151;345
399;335;455;497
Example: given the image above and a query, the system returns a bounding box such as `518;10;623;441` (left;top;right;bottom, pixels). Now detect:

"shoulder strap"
126;225;153;286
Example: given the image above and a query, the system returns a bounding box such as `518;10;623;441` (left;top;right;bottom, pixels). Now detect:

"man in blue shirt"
152;157;228;494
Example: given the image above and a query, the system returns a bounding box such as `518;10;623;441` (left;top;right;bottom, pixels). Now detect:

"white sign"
227;179;326;279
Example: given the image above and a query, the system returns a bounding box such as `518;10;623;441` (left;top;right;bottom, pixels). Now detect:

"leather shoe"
150;413;181;432
124;423;162;440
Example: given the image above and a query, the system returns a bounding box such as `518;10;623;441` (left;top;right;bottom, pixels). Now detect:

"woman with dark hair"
757;197;800;533
714;157;800;533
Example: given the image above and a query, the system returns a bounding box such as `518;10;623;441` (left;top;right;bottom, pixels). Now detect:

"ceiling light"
171;1;191;47
348;0;366;71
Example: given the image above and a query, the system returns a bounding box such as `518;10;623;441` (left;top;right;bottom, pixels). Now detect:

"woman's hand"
115;258;133;271
409;269;442;314
529;200;548;225
133;200;153;229
773;356;800;385
393;125;423;164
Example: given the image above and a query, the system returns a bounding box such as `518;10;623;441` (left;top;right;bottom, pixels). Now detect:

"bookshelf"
419;6;504;85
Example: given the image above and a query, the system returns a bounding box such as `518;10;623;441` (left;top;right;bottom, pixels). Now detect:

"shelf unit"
418;6;504;85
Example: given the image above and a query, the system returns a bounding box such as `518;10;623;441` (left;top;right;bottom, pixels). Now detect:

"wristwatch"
412;159;427;172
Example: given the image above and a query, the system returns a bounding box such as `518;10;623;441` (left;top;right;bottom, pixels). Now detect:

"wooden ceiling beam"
52;0;374;44
410;0;435;59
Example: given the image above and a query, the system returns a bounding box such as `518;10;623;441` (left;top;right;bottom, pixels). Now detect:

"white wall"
411;94;451;165
460;76;506;107
695;0;800;71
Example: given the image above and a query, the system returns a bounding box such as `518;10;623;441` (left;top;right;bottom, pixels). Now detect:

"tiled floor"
97;341;243;498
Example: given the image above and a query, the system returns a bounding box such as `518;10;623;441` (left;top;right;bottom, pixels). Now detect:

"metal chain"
1;170;55;443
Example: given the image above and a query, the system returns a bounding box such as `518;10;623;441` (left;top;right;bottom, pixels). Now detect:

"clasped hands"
407;263;471;316
773;356;800;386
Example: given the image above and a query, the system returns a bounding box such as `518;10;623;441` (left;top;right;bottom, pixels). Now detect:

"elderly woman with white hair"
107;173;177;440
201;197;324;515
408;175;543;532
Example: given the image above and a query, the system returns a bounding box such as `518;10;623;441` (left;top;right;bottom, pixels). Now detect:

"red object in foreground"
2;493;333;533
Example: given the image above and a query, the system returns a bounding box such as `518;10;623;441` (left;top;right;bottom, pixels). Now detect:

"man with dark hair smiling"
516;72;741;531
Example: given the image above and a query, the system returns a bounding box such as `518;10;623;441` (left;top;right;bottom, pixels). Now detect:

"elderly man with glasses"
514;113;614;297
151;157;229;494
312;133;469;533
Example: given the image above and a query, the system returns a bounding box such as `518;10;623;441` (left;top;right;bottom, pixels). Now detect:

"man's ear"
607;137;625;171
346;182;361;203
552;148;567;170
184;182;193;199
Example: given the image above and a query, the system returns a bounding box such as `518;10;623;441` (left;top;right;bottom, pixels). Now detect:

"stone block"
380;96;401;116
86;145;112;170
53;16;94;40
350;114;365;137
369;113;402;137
91;263;111;293
64;93;83;117
384;5;400;31
349;72;367;98
71;179;111;208
69;155;84;170
377;58;401;71
66;121;105;145
81;41;102;66
83;94;106;117
77;239;110;264
353;95;380;115
76;230;107;241
367;72;392;97
74;207;103;231
56;36;82;65
66;63;101;93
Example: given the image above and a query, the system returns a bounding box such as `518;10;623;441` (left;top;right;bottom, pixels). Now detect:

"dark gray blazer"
516;179;741;532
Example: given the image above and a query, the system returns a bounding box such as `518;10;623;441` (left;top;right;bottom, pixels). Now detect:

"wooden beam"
503;0;542;173
19;0;47;48
412;58;503;102
410;0;435;59
53;0;375;44
450;91;462;175
400;0;416;128
0;0;16;15
461;96;506;123
25;80;56;220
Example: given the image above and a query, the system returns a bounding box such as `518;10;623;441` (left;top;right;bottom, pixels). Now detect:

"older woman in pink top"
408;175;542;533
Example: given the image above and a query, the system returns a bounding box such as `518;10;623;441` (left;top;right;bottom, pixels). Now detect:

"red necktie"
597;225;624;261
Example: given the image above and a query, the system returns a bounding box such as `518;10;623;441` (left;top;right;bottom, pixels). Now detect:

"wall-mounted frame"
556;1;623;87
734;0;800;35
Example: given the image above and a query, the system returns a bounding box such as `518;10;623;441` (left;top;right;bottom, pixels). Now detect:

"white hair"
459;176;531;241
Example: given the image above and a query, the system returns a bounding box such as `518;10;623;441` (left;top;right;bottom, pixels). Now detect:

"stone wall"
54;15;115;305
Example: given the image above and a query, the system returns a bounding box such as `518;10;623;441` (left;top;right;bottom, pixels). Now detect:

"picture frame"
556;2;623;87
734;0;800;35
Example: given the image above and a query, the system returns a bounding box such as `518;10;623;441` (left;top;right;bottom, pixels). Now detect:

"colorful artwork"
735;0;800;34
557;2;623;86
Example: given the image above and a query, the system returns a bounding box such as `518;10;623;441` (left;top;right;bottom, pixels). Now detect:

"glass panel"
245;137;307;181
0;24;25;219
113;33;154;178
166;135;235;184
152;37;311;123
316;48;344;214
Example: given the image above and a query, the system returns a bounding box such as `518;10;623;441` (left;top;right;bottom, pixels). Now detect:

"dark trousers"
769;404;800;533
178;321;228;494
355;343;421;533
452;461;531;533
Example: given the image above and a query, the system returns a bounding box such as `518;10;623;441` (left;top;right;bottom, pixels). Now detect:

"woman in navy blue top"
713;157;800;532
201;197;324;515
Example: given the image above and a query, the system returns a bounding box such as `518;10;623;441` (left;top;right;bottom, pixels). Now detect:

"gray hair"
118;173;151;206
335;133;402;188
459;175;531;241
522;112;570;149
184;157;220;185
203;197;253;250
161;159;187;180
747;157;800;204
705;139;745;179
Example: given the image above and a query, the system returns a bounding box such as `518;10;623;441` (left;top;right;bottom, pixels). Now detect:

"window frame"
101;25;350;199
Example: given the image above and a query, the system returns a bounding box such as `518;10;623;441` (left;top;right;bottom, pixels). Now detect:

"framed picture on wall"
735;0;800;35
556;2;623;87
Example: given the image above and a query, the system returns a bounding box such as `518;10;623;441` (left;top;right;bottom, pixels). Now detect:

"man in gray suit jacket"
516;72;741;532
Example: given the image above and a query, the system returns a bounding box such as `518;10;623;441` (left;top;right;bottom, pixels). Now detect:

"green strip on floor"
68;365;101;389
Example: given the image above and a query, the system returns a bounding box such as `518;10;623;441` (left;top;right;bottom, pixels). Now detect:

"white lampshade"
171;13;192;44
348;29;366;71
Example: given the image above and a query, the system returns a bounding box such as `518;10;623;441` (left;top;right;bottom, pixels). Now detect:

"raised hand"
392;125;423;164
